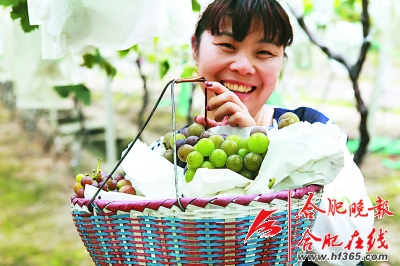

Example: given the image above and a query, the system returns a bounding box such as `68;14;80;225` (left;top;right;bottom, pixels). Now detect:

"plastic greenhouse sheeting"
27;0;195;60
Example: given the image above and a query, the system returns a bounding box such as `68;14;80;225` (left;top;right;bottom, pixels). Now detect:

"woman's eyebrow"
219;31;234;37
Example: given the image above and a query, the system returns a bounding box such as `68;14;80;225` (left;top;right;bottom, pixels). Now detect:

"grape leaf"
54;85;72;98
0;0;24;7
1;0;38;32
73;84;91;105
81;49;116;78
180;65;197;78
191;0;201;12
159;60;170;79
81;54;96;68
118;49;130;58
54;84;91;105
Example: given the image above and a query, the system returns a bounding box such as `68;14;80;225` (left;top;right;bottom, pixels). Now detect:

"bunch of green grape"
161;123;270;183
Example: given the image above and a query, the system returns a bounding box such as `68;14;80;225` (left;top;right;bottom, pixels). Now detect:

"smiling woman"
187;0;373;265
192;0;293;128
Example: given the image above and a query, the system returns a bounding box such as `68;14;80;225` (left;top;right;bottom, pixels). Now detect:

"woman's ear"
191;35;199;65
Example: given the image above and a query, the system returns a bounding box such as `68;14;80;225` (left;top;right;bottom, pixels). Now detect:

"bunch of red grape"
73;159;136;198
161;123;271;182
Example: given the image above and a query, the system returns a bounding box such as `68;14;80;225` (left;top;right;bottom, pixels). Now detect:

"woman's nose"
229;53;256;75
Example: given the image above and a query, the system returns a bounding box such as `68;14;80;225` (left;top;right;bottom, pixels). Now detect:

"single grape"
185;168;197;182
199;161;215;169
162;131;173;148
185;135;200;146
186;150;204;169
238;168;256;180
268;178;276;189
169;133;186;148
81;176;93;187
200;131;214;138
178;144;195;162
250;126;267;135
76;188;85;198
175;138;186;151
162;149;174;163
187;123;205;137
226;134;242;145
226;154;243;172
209;134;224;149
107;179;118;191
244;152;263;171
220;139;239;156
180;127;188;137
248;132;269;154
238;138;249;150
278;112;300;129
196;138;215;157
237;148;250;159
119;185;136;194
209;149;228;168
113;173;125;182
74;182;84;194
117;179;132;190
75;173;85;183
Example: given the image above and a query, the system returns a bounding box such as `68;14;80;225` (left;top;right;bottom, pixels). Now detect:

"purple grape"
200;131;214;138
175;139;186;151
185;136;200;146
250;126;267;136
180;127;188;137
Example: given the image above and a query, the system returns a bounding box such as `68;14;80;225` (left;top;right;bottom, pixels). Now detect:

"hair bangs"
195;0;293;47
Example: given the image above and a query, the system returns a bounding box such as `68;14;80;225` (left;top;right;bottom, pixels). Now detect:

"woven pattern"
71;185;323;265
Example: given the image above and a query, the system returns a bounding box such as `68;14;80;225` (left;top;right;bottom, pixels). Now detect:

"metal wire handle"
88;76;206;212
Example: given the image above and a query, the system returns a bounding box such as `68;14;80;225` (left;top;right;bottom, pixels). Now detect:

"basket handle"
88;76;206;212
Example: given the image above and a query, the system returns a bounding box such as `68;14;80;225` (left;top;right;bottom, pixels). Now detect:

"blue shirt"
273;106;330;124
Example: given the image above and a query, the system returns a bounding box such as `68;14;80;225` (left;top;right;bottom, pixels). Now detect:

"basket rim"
71;184;323;213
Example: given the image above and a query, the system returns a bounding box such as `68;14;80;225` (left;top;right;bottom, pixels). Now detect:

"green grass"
0;105;93;266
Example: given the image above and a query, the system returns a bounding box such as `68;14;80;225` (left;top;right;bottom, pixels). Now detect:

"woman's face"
193;20;285;117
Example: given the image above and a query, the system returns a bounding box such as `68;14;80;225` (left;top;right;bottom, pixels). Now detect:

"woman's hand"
195;81;256;128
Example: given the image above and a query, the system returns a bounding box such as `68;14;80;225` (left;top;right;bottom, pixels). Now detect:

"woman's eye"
218;43;235;50
257;50;273;56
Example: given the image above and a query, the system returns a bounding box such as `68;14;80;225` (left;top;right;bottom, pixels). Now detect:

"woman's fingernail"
194;116;198;121
205;81;212;87
206;105;210;111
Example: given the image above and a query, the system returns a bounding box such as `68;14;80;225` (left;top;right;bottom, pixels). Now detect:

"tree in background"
287;0;371;165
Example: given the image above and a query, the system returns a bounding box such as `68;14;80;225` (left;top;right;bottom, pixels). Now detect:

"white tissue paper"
89;121;344;201
118;122;345;198
246;121;345;194
121;140;185;199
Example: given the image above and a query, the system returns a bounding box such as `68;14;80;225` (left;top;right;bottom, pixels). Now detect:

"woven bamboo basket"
71;77;324;265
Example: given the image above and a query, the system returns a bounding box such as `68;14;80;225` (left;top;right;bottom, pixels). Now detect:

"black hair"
193;0;293;48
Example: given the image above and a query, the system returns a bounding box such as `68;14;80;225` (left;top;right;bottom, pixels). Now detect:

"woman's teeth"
223;82;255;93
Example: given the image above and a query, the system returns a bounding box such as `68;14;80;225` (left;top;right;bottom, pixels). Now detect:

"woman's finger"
226;112;256;127
194;116;228;128
205;82;247;110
